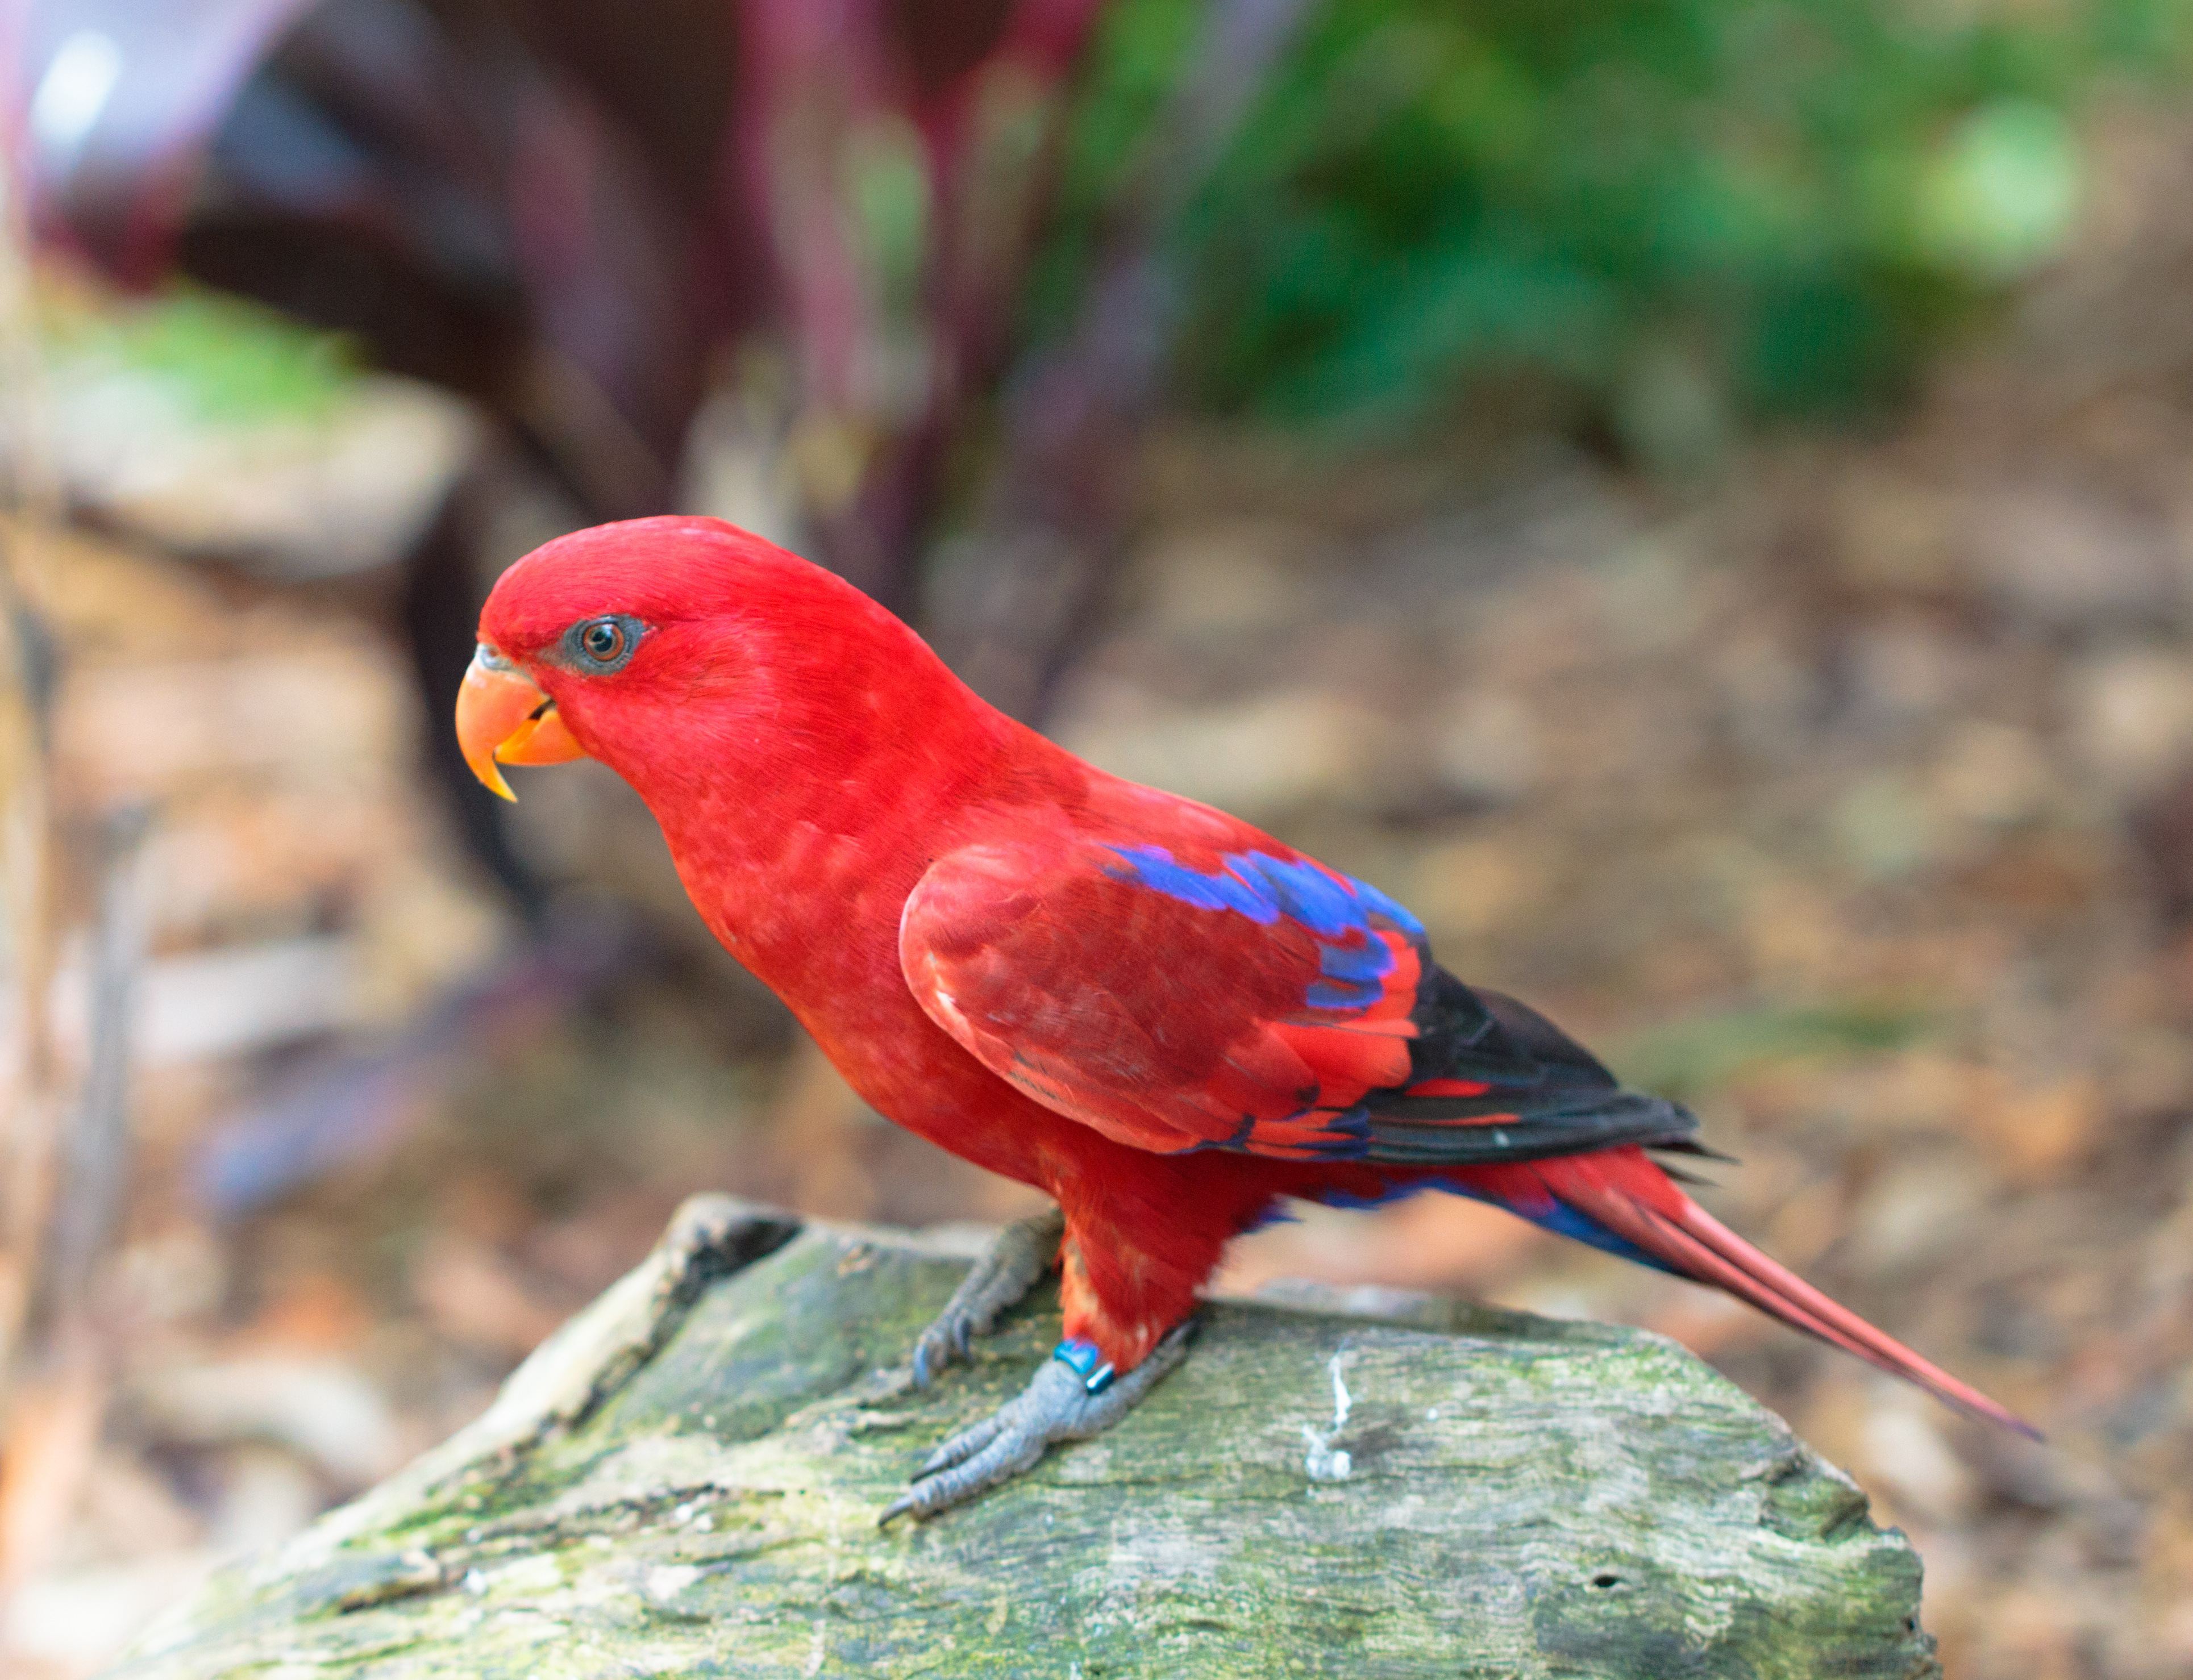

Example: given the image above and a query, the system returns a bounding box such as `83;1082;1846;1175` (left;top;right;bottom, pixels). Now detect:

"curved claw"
918;1406;1011;1477
908;1206;1066;1389
880;1320;1196;1525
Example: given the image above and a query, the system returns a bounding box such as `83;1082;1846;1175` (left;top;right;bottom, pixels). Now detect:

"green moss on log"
109;1203;1940;1679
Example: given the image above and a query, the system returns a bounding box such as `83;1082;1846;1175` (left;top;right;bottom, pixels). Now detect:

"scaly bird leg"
880;1320;1195;1524
908;1204;1067;1387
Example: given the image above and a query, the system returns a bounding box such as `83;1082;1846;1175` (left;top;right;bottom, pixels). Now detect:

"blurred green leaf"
1912;98;2083;281
45;284;360;426
846;115;934;315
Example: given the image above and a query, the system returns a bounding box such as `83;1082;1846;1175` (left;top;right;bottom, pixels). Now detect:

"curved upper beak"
455;645;586;801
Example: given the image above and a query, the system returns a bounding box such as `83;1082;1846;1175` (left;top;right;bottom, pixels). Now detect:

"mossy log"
110;1196;1940;1678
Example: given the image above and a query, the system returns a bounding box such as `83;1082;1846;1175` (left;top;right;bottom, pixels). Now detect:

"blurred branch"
934;0;1317;720
0;804;149;1613
0;162;64;1396
36;807;149;1332
0;569;55;1356
0;177;152;1620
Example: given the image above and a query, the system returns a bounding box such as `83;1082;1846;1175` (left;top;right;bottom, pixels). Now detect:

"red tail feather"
1538;1150;2038;1440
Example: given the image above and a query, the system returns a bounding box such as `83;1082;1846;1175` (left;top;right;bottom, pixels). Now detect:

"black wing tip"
1655;1161;1720;1187
1653;1135;1740;1165
1360;1091;1703;1169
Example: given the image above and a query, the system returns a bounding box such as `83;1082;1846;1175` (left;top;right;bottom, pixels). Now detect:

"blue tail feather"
1307;1177;1679;1275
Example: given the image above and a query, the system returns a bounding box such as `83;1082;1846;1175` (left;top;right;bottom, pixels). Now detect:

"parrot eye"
582;622;623;660
563;614;644;674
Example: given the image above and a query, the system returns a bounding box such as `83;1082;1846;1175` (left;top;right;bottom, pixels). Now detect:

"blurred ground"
7;99;2193;1680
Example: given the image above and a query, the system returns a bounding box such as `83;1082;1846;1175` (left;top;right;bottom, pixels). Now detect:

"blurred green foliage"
1037;0;2191;460
44;284;358;427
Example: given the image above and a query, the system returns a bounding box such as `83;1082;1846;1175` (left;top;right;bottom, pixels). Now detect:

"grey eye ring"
563;614;645;673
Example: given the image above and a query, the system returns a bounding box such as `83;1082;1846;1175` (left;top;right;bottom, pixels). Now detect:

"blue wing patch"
1100;846;1425;940
1092;845;1428;1157
1101;845;1426;1023
1310;938;1396;1009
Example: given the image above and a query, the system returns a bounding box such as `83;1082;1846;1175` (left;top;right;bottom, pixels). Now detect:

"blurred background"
0;0;2191;1673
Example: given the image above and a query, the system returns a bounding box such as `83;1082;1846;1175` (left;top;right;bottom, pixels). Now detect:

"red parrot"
456;515;2032;1519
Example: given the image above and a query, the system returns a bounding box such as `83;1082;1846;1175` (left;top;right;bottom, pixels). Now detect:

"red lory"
456;515;2030;1520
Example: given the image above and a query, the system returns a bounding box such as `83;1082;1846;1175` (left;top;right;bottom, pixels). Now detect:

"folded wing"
900;837;1702;1166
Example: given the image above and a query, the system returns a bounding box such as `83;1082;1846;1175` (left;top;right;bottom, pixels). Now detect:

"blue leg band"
1052;1337;1116;1394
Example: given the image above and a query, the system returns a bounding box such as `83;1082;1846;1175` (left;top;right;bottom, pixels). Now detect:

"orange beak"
455;645;586;801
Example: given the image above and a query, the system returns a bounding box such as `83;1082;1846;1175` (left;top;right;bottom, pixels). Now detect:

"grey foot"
909;1205;1066;1387
880;1320;1196;1524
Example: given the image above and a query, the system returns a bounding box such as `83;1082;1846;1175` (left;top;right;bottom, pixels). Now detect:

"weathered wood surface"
110;1196;1940;1679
